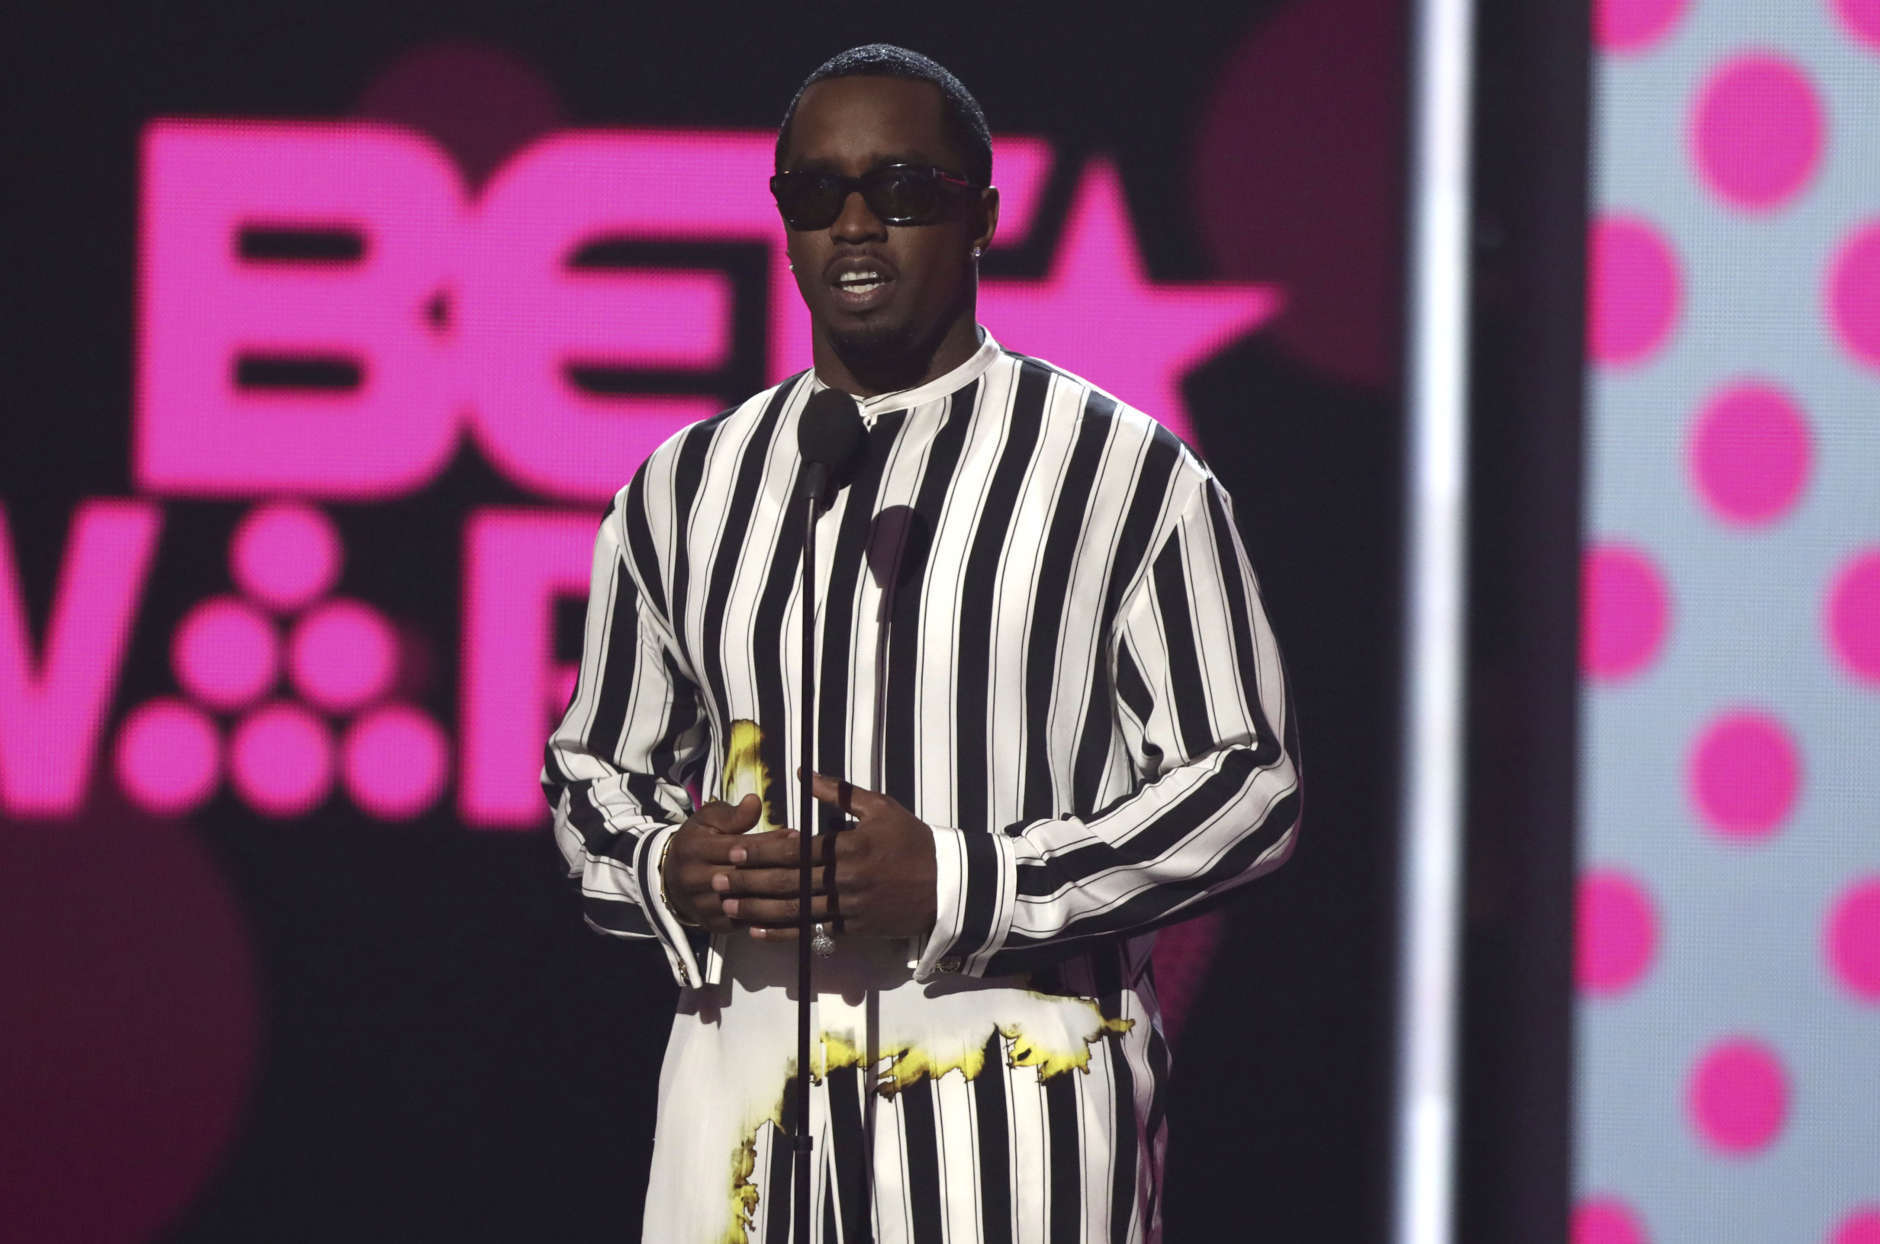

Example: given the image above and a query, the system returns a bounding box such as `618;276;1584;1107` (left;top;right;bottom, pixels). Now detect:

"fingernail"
711;873;729;892
729;848;747;863
722;899;739;916
750;926;766;939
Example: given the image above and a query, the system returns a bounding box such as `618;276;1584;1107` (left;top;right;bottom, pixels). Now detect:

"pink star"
980;159;1284;451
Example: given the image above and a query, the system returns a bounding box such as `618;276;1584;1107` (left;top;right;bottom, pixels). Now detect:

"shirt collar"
809;328;1002;421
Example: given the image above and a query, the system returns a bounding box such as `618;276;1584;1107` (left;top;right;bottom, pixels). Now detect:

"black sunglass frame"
768;164;983;230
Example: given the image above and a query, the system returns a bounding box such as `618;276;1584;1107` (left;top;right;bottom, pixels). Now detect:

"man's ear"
972;186;1000;254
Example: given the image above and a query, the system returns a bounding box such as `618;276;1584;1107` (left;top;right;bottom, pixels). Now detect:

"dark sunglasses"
769;164;982;230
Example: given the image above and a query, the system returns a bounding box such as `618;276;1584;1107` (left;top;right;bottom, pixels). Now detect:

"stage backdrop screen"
2;5;1407;1241
1576;1;1880;1240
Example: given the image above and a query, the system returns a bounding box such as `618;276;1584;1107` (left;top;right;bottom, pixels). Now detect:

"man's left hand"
719;772;937;942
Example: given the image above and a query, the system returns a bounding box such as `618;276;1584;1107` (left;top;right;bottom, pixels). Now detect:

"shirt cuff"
635;821;706;989
911;824;1019;980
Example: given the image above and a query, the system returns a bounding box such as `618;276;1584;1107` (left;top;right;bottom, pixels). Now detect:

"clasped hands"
659;773;937;942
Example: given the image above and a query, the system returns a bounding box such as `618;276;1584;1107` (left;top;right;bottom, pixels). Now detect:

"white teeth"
838;270;882;286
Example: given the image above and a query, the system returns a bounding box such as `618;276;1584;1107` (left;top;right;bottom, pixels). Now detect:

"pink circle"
1596;0;1685;51
288;599;399;712
1830;1208;1880;1244
1690;55;1824;210
1687;710;1801;840
1573;1197;1648;1244
1828;223;1880;370
1687;382;1812;524
1827;550;1880;684
114;699;220;816
341;705;450;820
1826;877;1880;1002
228;702;334;818
230;502;342;612
1687;1036;1789;1153
1589;216;1682;366
0;803;258;1243
1582;543;1671;680
1836;0;1880;51
170;596;280;710
1578;870;1659;996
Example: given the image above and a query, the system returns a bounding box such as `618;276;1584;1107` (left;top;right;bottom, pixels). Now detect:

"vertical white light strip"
1394;0;1475;1239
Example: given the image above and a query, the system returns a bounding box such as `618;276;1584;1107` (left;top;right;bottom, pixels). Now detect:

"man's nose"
830;189;887;241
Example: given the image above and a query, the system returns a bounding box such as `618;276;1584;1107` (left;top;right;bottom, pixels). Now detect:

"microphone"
797;388;867;500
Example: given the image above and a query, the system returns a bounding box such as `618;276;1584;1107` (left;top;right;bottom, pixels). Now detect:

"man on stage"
542;43;1301;1243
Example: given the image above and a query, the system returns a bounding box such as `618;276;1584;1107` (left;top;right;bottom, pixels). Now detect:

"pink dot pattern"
172;596;280;710
127;503;449;823
1578;870;1659;996
342;706;449;820
1825;878;1880;1002
1596;0;1686;52
1831;1209;1880;1244
289;598;399;712
1827;550;1880;684
231;502;342;612
1687;383;1811;524
1687;1038;1789;1154
1583;4;1879;1235
1690;55;1824;211
115;699;220;816
1837;0;1880;50
228;701;334;818
1573;1198;1648;1244
1589;216;1682;367
1582;543;1671;679
1687;710;1801;840
1828;223;1880;370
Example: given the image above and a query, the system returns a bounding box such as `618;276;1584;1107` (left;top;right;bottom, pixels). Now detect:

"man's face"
777;75;994;370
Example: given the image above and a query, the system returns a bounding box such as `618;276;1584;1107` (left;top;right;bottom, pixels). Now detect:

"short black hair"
775;44;992;187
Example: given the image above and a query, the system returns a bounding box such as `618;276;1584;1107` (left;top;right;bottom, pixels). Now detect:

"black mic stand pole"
794;469;822;1244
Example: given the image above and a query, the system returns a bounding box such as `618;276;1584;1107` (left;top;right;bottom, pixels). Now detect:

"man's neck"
813;313;983;398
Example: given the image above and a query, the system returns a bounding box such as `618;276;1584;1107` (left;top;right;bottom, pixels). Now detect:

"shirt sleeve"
913;472;1303;980
541;497;711;989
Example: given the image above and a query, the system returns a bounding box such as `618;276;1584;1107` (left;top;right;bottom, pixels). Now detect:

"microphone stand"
788;389;862;1240
794;471;822;1244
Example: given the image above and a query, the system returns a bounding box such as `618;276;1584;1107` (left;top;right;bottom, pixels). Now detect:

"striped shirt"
542;332;1301;1243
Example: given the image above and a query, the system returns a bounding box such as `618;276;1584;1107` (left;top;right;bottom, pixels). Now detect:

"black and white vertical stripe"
543;338;1301;1242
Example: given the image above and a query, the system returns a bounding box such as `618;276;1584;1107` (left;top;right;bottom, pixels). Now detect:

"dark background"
2;0;1582;1239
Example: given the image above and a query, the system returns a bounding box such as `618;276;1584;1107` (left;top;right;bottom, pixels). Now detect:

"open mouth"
826;256;899;310
835;270;889;296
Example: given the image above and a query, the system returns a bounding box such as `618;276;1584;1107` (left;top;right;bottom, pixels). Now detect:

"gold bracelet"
656;829;698;928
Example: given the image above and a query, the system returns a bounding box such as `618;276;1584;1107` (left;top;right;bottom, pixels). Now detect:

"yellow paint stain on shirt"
723;1067;793;1244
720;1003;1136;1240
819;1029;866;1077
874;1036;991;1093
814;1028;986;1093
722;718;783;832
722;1132;760;1244
1002;1015;1134;1078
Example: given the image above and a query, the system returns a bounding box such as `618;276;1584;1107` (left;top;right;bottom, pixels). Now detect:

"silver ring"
811;922;836;958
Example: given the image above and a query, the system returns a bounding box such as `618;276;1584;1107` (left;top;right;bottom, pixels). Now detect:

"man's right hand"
659;794;798;932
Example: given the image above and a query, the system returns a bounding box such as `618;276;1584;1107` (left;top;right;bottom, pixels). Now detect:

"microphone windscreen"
798;389;867;470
